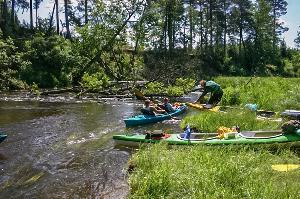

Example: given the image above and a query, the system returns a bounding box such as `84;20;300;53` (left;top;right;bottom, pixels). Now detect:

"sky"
17;0;300;48
281;0;300;48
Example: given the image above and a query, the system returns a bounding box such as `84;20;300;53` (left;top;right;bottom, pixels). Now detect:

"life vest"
141;107;155;116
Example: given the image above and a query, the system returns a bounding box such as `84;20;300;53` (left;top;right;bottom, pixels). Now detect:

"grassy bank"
215;77;300;111
129;143;300;198
127;77;300;198
180;109;281;132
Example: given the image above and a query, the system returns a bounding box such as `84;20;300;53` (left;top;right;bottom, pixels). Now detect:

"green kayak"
113;129;300;147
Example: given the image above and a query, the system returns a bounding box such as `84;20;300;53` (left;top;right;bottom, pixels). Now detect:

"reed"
215;77;300;111
181;109;281;132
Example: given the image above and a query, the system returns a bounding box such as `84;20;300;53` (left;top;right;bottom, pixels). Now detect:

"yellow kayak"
186;103;220;112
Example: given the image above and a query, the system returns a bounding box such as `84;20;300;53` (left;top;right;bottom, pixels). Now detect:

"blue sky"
282;0;300;48
18;0;300;48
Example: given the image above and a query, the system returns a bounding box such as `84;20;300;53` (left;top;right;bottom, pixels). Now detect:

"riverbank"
126;76;300;198
128;143;300;198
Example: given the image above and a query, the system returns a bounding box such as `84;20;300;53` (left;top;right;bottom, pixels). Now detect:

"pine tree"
268;0;288;50
295;27;300;49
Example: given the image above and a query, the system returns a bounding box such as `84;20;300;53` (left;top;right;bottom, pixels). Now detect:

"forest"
1;0;300;90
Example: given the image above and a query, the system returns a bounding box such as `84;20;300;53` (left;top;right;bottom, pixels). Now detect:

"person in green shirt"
195;80;223;106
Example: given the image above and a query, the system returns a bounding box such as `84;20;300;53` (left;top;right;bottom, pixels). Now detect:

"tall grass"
214;77;300;111
127;77;300;198
181;109;281;132
129;143;300;198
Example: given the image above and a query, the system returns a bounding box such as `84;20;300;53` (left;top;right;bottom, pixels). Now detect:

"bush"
0;34;28;90
144;82;165;95
81;70;110;90
221;86;241;105
166;86;184;96
174;78;195;93
144;78;195;96
21;35;77;88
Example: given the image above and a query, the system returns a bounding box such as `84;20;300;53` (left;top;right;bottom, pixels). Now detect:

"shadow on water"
0;93;190;198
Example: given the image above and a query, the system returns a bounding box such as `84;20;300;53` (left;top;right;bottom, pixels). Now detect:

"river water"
0;92;190;198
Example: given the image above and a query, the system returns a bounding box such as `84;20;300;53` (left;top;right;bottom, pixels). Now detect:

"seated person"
141;99;166;115
162;98;175;113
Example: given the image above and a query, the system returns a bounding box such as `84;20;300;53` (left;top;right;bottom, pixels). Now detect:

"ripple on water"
0;94;187;198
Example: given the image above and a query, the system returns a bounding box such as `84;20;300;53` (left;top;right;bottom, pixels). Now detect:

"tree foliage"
0;30;28;90
0;0;299;91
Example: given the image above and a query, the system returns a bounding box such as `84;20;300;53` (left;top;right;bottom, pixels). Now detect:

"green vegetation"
181;110;281;133
144;78;195;97
81;70;110;90
129;76;300;198
1;0;299;91
129;143;300;198
215;77;300;111
180;77;299;132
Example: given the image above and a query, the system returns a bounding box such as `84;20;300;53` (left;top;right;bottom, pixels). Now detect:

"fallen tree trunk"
40;87;81;95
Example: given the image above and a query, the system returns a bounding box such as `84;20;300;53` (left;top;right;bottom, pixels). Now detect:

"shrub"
221;86;241;105
144;82;165;95
81;70;110;90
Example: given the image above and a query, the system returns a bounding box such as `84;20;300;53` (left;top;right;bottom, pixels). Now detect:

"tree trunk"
223;0;227;56
48;2;56;34
30;0;33;30
199;0;203;52
85;0;88;24
1;0;8;36
205;4;209;50
167;1;173;52
35;0;38;27
162;12;167;51
188;0;193;51
239;21;242;55
272;0;276;51
183;17;187;50
55;0;59;34
64;0;71;38
11;0;15;25
209;0;213;47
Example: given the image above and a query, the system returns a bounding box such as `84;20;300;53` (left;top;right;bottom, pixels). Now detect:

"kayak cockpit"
238;130;283;139
178;130;284;141
178;133;219;141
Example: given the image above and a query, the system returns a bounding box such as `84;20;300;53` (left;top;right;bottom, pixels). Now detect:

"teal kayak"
113;129;300;147
0;133;7;143
124;104;187;127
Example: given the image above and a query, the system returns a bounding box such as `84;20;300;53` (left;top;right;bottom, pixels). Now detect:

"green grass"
215;77;300;111
127;77;300;198
129;143;300;198
181;109;281;132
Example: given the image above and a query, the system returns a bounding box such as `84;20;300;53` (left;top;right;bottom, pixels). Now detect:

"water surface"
0;93;185;198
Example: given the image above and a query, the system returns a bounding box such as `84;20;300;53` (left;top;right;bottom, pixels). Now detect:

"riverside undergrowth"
180;109;281;132
215;77;300;111
128;143;300;198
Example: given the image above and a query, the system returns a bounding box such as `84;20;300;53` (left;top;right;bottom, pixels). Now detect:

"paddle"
133;88;147;100
133;89;181;120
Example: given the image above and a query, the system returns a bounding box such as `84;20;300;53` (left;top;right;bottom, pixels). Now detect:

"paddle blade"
133;89;146;100
271;164;300;172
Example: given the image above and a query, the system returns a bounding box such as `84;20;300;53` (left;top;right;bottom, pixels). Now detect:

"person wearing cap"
195;80;223;106
141;99;166;115
162;98;175;113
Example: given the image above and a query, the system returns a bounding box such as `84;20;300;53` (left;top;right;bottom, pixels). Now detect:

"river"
0;92;190;198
